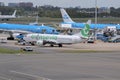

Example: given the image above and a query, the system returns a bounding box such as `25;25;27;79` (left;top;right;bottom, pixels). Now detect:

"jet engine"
12;33;21;39
7;33;21;40
36;40;44;46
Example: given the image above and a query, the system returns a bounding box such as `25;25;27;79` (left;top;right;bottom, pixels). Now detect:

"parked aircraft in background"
60;8;118;29
60;8;74;24
0;10;17;21
29;14;39;25
23;20;91;47
0;23;59;39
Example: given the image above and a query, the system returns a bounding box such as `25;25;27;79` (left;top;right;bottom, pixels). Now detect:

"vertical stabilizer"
80;20;91;38
12;10;17;17
60;8;74;23
74;20;91;38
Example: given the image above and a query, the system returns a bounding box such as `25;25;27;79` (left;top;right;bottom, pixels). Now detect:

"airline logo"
80;24;90;38
31;34;57;40
63;14;69;19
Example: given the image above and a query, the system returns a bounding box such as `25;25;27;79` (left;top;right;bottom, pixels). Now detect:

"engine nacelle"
36;40;44;46
12;33;24;40
7;33;21;40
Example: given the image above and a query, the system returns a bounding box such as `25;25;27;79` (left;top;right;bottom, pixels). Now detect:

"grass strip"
61;49;116;53
0;47;21;54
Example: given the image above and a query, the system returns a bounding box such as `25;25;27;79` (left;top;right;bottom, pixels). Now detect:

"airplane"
0;23;59;40
60;8;118;29
29;13;39;25
0;10;17;21
23;20;91;47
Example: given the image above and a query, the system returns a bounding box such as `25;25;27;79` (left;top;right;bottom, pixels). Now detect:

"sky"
0;0;120;8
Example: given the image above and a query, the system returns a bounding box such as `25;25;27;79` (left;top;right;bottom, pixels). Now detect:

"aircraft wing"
0;29;32;34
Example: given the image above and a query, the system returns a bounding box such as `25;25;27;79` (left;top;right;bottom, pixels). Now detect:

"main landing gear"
58;44;62;47
50;44;63;47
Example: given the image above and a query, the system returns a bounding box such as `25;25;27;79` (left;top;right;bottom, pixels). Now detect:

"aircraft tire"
7;37;14;40
58;44;62;47
50;44;54;47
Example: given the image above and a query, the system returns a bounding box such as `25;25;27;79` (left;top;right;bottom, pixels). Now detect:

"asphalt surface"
0;34;120;80
0;52;120;80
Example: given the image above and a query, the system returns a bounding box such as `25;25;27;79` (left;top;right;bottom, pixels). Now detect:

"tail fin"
80;20;91;38
12;10;17;17
60;8;74;23
79;20;91;38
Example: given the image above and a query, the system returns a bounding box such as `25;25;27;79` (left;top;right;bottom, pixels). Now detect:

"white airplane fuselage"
0;15;16;19
23;33;84;44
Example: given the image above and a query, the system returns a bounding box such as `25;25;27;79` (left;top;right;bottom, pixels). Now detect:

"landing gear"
7;37;14;40
49;44;62;47
58;44;62;47
7;34;14;40
50;44;54;47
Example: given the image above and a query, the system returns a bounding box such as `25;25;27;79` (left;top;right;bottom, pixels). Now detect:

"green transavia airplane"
23;20;91;47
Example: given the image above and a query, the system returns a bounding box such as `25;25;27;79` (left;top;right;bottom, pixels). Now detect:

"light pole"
94;0;97;40
95;0;97;25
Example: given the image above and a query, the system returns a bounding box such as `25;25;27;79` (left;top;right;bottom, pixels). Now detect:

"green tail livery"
80;24;90;38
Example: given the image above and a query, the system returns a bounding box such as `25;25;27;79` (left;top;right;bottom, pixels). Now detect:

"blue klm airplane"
0;23;59;39
60;8;119;29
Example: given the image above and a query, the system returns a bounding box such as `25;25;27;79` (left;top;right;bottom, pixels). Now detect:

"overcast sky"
0;0;120;8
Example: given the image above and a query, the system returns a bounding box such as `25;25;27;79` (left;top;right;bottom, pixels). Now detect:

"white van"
0;38;7;43
87;37;95;43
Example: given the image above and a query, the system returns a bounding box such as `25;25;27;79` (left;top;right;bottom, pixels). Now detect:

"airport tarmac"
0;39;120;53
0;34;120;80
1;32;120;52
0;52;120;80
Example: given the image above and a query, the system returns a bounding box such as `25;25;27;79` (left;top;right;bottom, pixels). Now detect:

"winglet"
86;19;91;25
